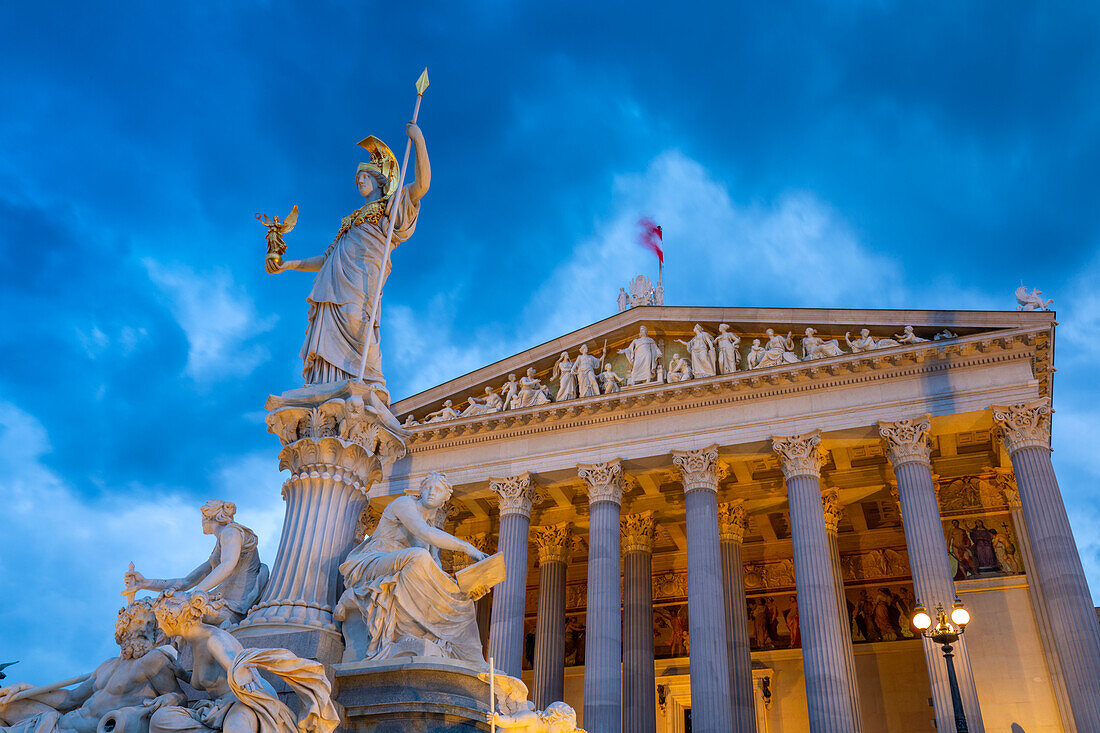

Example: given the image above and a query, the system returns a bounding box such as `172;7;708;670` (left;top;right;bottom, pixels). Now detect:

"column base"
232;623;345;665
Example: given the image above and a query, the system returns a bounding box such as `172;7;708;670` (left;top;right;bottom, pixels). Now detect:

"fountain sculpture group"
0;122;582;733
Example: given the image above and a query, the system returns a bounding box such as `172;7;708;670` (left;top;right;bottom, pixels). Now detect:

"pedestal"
335;658;493;732
234;380;406;662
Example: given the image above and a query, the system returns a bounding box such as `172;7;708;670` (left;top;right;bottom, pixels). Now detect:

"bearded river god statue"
264;123;430;397
0;600;184;733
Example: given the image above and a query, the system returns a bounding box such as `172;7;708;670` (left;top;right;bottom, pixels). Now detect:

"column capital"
992;398;1053;453
771;430;825;480
621;511;655;554
718;500;746;544
671;444;720;493
877;415;932;468
821;488;842;534
489;472;543;518
532;522;572;565
578;459;624;505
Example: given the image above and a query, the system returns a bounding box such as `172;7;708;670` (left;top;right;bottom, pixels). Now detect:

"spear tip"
416;68;430;95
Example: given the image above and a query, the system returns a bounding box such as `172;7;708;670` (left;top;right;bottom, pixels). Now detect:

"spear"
356;68;430;383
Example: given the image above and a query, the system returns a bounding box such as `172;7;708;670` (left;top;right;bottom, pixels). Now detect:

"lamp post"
912;598;972;733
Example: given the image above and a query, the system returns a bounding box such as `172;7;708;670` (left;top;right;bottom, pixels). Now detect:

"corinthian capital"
992;399;1053;453
821;488;842;534
533;522;572;565
621;512;655;554
718;500;746;544
671;444;721;494
578;459;624;505
489;472;543;518
770;431;825;480
877;415;932;468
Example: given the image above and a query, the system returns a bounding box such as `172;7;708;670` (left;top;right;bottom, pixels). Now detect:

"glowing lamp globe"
912;606;932;631
951;602;971;627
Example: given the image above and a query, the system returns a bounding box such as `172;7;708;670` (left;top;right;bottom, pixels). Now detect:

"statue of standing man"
265;125;430;398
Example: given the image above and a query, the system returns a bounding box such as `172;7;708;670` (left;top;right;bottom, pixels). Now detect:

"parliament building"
363;300;1097;732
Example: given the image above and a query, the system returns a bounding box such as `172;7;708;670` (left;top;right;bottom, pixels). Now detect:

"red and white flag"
637;217;663;264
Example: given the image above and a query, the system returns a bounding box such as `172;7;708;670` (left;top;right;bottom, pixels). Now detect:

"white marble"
894;326;928;344
618;326;663;386
552;352;578;401
124;501;267;626
845;328;900;353
666;353;692;383
676;324;717;378
1015;284;1053;311
573;344;603;398
800;328;845;361
715;324;742;374
598;364;623;394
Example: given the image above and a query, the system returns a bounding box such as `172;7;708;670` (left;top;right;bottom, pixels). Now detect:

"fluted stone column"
532;522;572;710
771;432;856;733
672;445;734;733
992;400;1100;730
718;501;756;733
488;473;542;679
454;532;494;655
821;489;863;732
878;416;985;732
621;512;657;733
578;460;625;733
236;385;405;661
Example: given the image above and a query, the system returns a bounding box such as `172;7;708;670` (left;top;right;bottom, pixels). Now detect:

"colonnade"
478;399;1100;732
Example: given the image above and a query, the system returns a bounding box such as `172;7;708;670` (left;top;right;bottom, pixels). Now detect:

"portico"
367;305;1085;732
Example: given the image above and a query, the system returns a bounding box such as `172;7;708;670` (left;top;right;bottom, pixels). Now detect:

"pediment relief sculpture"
398;320;1028;430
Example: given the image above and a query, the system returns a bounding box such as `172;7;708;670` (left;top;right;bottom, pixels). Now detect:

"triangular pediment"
392;305;1054;431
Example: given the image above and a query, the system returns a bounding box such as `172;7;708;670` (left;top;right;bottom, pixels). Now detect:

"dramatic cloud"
143;260;276;382
0;402;285;684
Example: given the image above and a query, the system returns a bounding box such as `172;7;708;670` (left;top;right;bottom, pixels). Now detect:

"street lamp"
912;598;972;733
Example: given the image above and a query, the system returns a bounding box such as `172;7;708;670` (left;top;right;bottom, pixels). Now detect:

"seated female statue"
336;471;490;665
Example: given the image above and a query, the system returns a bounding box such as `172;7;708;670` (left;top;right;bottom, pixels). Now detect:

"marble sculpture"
598;363;623;394
800;327;845;361
0;599;184;733
572;344;603;398
264;123;430;392
894;326;929;344
618;326;663;385
1015;284;1053;311
715;324;741;374
845;328;900;353
676;324;717;378
336;471;495;665
149;591;339;733
551;353;578;402
666;354;693;383
461;387;504;417
124;501;268;627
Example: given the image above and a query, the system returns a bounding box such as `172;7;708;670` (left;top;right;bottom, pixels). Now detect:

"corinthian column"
992;399;1100;730
531;522;571;710
488;473;542;679
672;445;734;733
820;489;863;732
878;416;984;732
236;386;405;662
771;431;856;733
718;501;756;733
621;512;657;733
454;532;494;655
578;460;625;733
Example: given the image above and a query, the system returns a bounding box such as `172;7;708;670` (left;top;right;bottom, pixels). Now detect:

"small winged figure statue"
256;204;299;267
1015;282;1053;311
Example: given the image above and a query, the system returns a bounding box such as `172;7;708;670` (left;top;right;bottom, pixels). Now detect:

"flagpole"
356;69;429;383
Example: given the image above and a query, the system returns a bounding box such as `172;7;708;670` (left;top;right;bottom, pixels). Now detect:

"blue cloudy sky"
2;2;1099;682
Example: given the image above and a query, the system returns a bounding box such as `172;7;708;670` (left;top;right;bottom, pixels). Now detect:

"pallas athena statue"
263;123;430;400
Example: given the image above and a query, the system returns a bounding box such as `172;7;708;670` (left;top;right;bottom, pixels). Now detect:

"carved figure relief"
845;328;900;353
800;327;845;361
